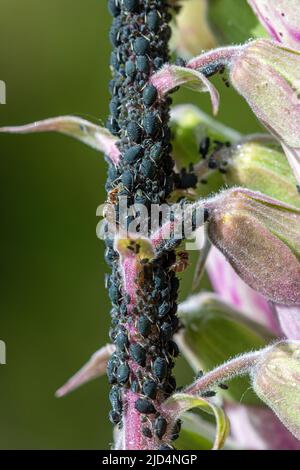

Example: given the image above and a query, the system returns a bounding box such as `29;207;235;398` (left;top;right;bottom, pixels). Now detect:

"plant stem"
105;0;180;450
184;351;261;396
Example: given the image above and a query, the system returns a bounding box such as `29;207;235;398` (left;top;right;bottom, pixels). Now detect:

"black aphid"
143;85;158;107
171;419;182;441
131;380;139;393
142;426;153;438
142;379;157;399
133;37;150;55
116;363;130;384
129;343;146;366
123;0;139;13
158;301;170;319
201;390;216;398
219;383;229;390
137;315;152;337
109;97;120;117
136;55;150;74
122;169;134;189
116;331;129;351
135;398;156;414
179;172;198;189
109;410;121;425
108;0;120;17
160;322;173;342
109;386;122;413
143;112;159;137
146;10;160;32
124;145;143;163
168;340;179;357
125;60;136;78
109;284;120;304
153;357;168;381
199;136;210;158
141;159;156;179
127;121;142;143
154;415;168;439
159;444;174;450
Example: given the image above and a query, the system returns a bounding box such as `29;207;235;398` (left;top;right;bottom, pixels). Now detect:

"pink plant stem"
187;45;242;71
119;255;143;450
120;254;157;450
184;351;261;396
106;1;189;451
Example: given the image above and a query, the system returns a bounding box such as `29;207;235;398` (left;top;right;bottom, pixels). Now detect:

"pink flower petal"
274;304;300;339
248;0;300;50
207;247;280;334
227;402;300;450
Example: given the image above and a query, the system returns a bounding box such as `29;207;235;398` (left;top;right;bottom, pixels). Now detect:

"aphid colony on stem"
105;0;188;449
2;0;300;452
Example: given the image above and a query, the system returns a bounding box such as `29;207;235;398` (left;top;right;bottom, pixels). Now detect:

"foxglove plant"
1;0;300;451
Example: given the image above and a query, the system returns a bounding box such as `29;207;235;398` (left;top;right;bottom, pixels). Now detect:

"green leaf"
252;340;300;440
207;0;268;44
178;293;274;405
223;141;300;208
162;393;230;450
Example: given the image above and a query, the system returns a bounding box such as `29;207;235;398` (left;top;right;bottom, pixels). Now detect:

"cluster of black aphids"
199;136;232;175
174;165;198;190
105;0;201;206
106;253;181;436
141;415;182;442
105;0;184;446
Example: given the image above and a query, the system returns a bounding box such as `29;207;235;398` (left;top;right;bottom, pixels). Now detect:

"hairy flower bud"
230;39;300;184
222;141;300;207
206;188;300;305
251;340;300;440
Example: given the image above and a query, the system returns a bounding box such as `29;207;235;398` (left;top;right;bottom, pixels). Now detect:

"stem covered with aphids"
105;0;183;450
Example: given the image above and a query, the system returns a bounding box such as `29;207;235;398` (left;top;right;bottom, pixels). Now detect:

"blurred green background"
0;0;261;449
